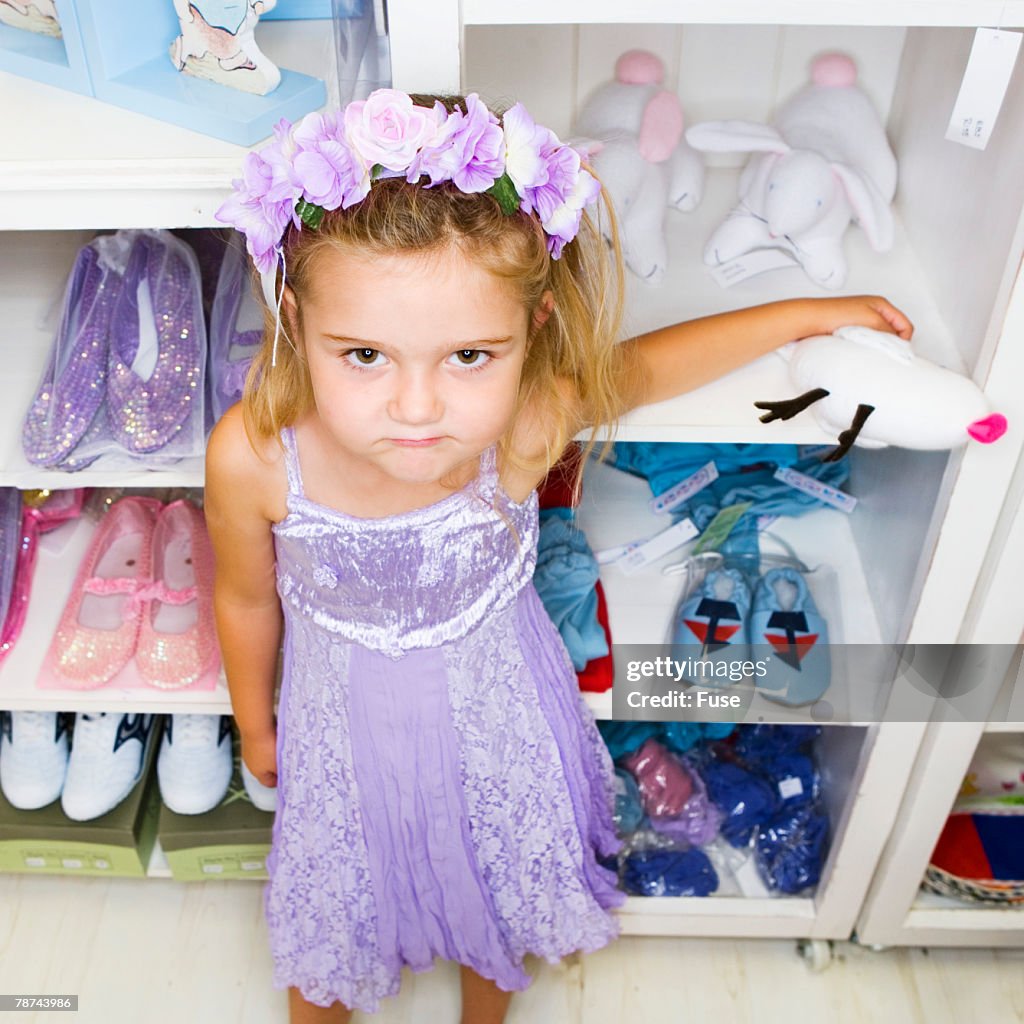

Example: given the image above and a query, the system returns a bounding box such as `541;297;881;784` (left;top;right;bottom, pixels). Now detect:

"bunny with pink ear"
686;53;897;289
574;50;705;283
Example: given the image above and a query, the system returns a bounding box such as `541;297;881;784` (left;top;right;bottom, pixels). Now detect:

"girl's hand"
801;295;914;341
241;726;278;788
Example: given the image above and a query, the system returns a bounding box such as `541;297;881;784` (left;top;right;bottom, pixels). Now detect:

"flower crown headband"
215;89;602;364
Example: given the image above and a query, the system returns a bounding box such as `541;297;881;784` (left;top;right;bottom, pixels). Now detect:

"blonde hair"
241;94;642;500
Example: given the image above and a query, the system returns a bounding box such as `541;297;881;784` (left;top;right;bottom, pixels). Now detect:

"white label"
241;860;265;872
779;776;804;800
132;278;160;383
945;28;1022;150
620;518;699;574
25;856;45;867
650;461;719;515
773;466;857;513
61;859;83;869
708;249;799;288
94;859;110;870
594;540;642;565
202;863;224;874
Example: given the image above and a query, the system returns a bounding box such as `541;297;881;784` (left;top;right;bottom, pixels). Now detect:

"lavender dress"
266;427;624;1012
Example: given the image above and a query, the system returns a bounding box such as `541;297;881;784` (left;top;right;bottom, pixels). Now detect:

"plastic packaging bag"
22;230;207;471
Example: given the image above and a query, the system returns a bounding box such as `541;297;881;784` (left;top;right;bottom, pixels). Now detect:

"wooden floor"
1;875;1023;1024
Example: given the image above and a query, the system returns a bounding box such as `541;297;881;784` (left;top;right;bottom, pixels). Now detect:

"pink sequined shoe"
48;496;162;689
135;499;218;690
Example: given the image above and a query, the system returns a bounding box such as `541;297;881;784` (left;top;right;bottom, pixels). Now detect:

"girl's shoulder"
205;403;289;525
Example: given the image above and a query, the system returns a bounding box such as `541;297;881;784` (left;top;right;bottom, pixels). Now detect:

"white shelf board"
0;20;336;231
616;895;816;937
576;455;887;725
0;514;232;714
462;0;1024;26
906;889;1024;932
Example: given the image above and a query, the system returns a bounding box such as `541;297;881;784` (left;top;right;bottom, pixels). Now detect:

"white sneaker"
240;759;277;813
61;712;154;822
0;710;70;810
158;714;233;815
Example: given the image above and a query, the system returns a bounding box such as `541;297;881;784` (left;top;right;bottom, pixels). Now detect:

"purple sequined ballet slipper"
21;242;115;469
108;231;205;455
208;234;262;425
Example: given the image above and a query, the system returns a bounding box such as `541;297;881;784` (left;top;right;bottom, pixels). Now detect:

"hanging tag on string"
945;27;1022;150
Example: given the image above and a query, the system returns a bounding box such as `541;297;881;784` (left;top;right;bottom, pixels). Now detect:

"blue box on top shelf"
0;0;93;96
73;0;326;146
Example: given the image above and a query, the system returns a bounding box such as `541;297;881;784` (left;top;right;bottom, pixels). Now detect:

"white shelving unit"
2;1;1024;959
856;444;1024;948
380;4;1024;947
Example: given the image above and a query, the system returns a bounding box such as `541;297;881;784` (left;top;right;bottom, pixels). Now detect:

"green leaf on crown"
486;173;521;216
370;163;384;180
296;198;326;230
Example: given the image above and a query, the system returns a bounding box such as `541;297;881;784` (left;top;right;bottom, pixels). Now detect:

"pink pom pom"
615;49;665;86
967;413;1008;444
811;53;857;88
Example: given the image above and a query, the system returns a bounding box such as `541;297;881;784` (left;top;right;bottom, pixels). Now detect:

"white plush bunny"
574;50;705;283
686;53;897;289
755;326;1008;460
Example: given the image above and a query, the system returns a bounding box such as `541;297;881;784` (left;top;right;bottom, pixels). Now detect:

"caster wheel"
796;938;833;972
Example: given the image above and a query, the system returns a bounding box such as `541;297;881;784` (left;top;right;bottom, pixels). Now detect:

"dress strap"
280;426;306;498
477;444;501;498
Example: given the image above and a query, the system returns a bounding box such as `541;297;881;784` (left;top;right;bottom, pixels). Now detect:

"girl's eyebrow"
324;334;516;349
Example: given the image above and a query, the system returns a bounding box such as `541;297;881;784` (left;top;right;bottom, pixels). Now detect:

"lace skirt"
263;584;624;1012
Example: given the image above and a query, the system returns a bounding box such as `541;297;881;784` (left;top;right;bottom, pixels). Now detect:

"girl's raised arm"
615;295;913;412
204;405;284;787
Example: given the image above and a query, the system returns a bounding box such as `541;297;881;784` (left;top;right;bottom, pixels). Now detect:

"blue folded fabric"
734;725;822;765
621;847;719;897
611;442;849;575
613;768;646;835
702;761;780;848
533;508;607;670
597;721;736;761
756;804;830;894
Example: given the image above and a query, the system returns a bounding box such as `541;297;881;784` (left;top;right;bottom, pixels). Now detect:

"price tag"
945;28;1022;150
619;518;700;574
650;461;718;514
708;249;799;288
774;467;857;513
779;776;804;800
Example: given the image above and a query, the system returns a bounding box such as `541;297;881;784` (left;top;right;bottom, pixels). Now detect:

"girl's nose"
389;372;443;426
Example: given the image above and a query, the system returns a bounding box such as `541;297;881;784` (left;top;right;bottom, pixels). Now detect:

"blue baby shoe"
750;568;830;706
671;568;752;687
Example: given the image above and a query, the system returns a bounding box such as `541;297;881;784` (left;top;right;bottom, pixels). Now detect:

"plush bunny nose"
967;413;1008;444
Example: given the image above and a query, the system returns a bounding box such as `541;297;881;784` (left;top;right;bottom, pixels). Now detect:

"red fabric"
537;443;583;509
930;813;991;879
576;580;613;693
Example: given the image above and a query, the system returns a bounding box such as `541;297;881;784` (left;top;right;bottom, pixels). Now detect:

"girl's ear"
530;291;555;338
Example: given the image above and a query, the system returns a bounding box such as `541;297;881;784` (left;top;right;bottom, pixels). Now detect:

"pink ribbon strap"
83;576;197;621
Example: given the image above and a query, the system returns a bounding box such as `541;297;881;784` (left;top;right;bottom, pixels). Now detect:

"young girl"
206;90;911;1024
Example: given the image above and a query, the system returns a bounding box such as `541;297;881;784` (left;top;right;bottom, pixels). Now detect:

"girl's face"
293;244;535;489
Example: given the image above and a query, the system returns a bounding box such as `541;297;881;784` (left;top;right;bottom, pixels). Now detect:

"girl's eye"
451;349;490;369
345;348;383;368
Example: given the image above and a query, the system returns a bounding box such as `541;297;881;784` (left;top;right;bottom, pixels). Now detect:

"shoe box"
157;738;274;882
0;718;162;877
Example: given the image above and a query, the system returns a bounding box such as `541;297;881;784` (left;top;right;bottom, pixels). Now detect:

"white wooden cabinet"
1;1;1023;953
